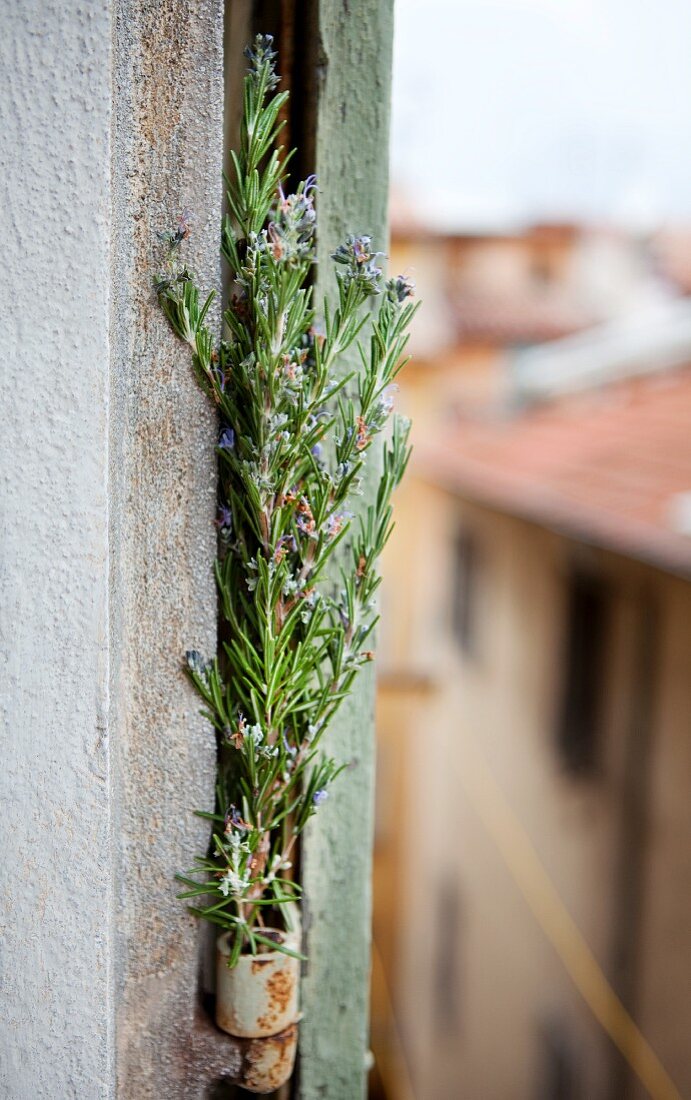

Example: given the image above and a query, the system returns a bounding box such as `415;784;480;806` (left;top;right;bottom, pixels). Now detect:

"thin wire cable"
454;730;682;1100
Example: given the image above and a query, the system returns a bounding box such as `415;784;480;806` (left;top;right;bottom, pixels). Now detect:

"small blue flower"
225;803;250;833
386;273;415;304
313;789;329;806
274;533;298;562
331;235;383;297
215;505;233;538
295;498;316;537
325;511;353;539
219;427;235;450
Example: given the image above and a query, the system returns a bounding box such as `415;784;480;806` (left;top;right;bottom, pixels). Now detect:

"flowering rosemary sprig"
155;34;417;963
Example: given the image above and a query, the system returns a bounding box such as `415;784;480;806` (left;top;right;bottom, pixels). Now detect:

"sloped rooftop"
418;368;691;577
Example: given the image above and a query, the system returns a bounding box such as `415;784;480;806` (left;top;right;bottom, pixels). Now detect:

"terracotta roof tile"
417;370;691;576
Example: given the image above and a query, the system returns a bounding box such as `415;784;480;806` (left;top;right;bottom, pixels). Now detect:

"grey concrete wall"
1;1;235;1096
1;1;114;1096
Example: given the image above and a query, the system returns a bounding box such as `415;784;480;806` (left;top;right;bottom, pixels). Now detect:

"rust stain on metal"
256;967;293;1031
268;967;292;1015
241;1023;299;1093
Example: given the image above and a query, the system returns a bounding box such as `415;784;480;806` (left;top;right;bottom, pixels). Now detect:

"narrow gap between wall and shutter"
250;0;320;191
207;4;320;1098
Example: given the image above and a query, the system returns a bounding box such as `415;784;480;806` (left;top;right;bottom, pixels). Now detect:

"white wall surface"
1;0;224;1095
0;1;113;1095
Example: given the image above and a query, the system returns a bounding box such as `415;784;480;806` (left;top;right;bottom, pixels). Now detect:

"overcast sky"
391;0;691;232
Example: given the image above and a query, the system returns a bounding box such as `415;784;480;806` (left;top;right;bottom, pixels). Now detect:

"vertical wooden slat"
298;3;396;1097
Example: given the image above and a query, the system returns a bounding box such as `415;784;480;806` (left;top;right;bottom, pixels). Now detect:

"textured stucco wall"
110;1;237;1096
0;1;114;1096
2;1;237;1095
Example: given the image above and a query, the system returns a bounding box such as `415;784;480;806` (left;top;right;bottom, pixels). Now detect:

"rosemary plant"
155;34;416;965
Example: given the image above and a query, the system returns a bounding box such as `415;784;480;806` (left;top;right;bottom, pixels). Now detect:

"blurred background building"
369;4;691;1098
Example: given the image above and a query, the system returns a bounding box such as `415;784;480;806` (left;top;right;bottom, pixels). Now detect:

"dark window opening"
433;878;463;1034
556;568;609;775
452;528;478;654
536;1018;581;1100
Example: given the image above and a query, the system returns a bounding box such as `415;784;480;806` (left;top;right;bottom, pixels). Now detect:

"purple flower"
215;505;233;536
386;273;415;304
353;236;372;264
295;498;316;537
274;533;298;562
219;427;235;450
225;803;250;833
325;511;352;538
313;789;329;806
311;442;323;460
331;235;384;297
270;176;317;264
